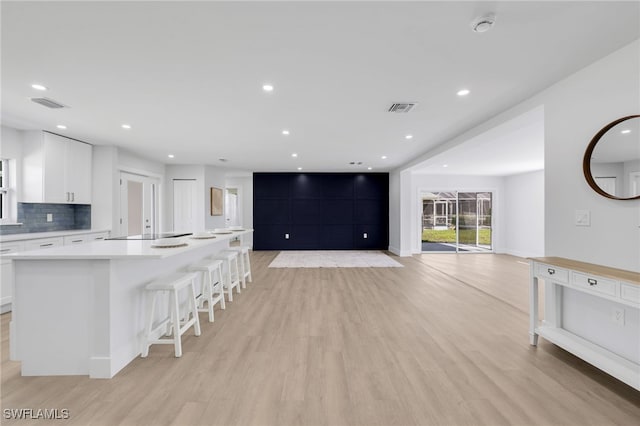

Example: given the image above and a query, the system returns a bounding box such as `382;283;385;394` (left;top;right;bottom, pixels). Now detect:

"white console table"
529;257;640;390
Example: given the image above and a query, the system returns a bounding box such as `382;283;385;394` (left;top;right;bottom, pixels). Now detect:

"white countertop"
0;229;111;243
6;230;252;260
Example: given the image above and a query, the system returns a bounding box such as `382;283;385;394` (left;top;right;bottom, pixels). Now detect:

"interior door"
173;179;197;233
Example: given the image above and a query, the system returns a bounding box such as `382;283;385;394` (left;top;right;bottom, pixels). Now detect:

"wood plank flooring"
1;252;639;426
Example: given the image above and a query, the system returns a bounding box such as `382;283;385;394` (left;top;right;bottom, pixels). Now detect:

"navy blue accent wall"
0;203;91;235
253;173;388;250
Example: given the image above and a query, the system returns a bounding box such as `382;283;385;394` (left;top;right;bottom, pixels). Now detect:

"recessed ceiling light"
457;89;470;97
297;167;302;171
621;129;631;134
168;154;175;158
121;124;131;129
405;134;413;140
443;164;449;168
282;130;290;135
291;153;298;157
367;167;372;170
31;83;47;91
56;124;67;129
381;155;387;160
263;84;274;92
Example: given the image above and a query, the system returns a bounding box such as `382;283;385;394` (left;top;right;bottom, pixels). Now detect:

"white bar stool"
141;272;201;358
211;251;241;301
188;259;226;322
225;246;252;288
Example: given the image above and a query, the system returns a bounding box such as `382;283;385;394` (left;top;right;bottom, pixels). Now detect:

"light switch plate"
46;213;53;222
285;233;289;240
575;210;590;226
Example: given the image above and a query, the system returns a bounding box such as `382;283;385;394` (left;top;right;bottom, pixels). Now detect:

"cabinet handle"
547;268;555;275
71;239;83;243
66;192;70;202
71;192;75;202
94;237;104;240
40;243;54;247
588;278;598;286
0;248;11;253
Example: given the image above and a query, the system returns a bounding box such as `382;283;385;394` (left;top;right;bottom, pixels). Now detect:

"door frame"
119;170;161;237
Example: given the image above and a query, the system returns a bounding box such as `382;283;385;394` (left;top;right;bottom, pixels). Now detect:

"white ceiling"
2;1;638;173
411;106;544;176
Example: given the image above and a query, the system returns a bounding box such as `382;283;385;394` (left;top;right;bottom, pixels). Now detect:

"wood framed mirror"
583;115;640;200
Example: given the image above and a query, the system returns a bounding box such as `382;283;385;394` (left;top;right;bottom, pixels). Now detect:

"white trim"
388;245;412;257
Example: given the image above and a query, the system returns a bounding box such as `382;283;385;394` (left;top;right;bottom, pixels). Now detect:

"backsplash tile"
0;203;91;235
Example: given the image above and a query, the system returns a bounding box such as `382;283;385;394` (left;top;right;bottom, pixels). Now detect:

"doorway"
119;172;159;236
421;191;493;253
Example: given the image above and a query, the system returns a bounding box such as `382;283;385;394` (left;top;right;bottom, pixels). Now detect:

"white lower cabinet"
1;231;110;313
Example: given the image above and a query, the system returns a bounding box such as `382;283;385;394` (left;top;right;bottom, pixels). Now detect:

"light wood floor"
1;252;639;426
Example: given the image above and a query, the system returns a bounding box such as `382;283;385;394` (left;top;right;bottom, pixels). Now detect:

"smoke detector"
471;14;496;33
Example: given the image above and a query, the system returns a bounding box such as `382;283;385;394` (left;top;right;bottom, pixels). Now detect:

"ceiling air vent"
388;103;417;113
30;97;68;109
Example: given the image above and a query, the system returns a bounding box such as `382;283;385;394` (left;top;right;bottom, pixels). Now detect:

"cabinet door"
65;140;92;204
43;133;67;203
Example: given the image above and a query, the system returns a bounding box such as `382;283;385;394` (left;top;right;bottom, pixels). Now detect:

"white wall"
543;40;639;272
503;170;544;258
226;175;254;247
204;166;227;231
0;126;23;222
388;171;401;254
410;174;506;254
91;145;118;232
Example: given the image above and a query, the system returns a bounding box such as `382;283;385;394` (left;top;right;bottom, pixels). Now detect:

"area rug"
268;251;404;268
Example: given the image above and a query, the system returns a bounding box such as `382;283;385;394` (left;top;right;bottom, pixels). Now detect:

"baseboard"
388;246;412;257
499;248;543;259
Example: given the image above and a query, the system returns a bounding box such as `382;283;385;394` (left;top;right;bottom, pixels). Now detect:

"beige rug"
268;250;403;268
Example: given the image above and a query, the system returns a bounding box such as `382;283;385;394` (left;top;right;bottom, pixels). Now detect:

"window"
0;159;8;221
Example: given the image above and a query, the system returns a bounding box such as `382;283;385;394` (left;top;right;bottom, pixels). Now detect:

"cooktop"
107;232;192;240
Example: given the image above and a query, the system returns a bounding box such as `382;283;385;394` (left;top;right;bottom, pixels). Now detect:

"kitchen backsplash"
0;203;91;235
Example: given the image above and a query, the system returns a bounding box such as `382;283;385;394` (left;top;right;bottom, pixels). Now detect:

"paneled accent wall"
253;173;388;250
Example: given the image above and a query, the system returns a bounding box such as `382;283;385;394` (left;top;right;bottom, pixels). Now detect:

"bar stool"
188;259;226;322
211;251;241;301
141;272;201;358
225;246;252;288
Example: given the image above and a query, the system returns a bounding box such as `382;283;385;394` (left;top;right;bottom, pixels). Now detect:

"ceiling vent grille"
30;97;68;109
388;103;417;113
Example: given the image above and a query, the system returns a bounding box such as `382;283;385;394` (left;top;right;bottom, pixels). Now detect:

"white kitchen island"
8;230;253;379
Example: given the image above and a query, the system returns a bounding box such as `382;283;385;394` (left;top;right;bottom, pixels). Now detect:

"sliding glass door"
421;191;492;253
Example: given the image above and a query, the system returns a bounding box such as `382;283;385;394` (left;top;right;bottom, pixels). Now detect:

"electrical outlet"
285;233;289;240
612;307;625;326
46;213;53;222
363;233;368;239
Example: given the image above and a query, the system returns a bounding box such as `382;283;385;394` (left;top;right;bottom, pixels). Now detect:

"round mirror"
583;115;640;200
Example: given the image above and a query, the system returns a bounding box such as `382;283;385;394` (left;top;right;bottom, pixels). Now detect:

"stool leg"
170;289;182;357
233;258;241;294
225;261;233;302
189;278;202;336
245;251;252;283
216;264;226;310
141;291;156;358
238;254;247;289
205;270;214;322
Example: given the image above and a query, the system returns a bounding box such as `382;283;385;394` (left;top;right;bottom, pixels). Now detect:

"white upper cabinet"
22;131;92;204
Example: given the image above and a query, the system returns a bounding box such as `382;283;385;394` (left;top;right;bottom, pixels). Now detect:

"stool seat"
145;272;199;291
